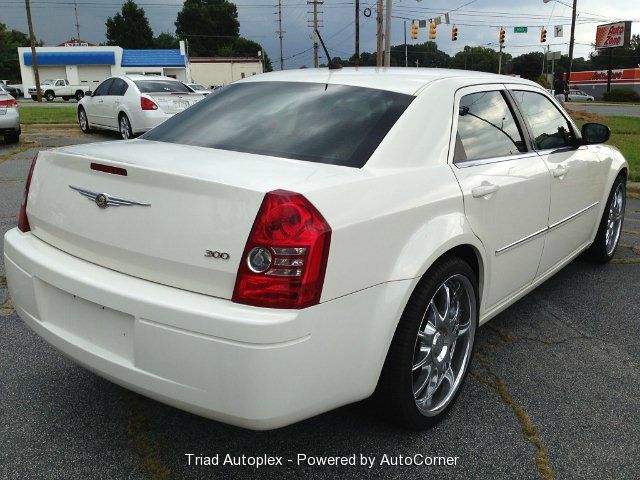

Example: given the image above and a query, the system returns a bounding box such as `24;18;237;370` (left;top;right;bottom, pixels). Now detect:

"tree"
175;0;240;56
510;52;544;80
449;46;508;73
0;23;38;82
153;32;179;49
105;1;154;48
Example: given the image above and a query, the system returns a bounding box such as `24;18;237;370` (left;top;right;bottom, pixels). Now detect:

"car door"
508;87;609;276
88;78;113;126
103;78;128;128
449;85;552;311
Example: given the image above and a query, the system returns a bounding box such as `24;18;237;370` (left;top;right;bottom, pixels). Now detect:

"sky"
1;0;639;69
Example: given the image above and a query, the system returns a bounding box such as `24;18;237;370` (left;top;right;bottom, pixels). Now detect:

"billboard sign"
595;21;632;49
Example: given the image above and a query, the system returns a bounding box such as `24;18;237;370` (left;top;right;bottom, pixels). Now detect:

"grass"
19;106;77;125
567;108;640;182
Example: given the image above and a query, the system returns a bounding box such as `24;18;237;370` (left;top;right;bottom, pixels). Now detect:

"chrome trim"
455;152;538;169
495;201;599;255
495;226;548;256
548;201;599;230
69;185;151;208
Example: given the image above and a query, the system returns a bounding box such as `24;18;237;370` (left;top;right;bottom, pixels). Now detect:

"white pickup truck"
28;79;90;102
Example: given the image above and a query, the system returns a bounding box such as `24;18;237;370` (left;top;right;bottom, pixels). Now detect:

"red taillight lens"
18;154;38;232
0;98;18;108
140;96;158;110
232;190;332;309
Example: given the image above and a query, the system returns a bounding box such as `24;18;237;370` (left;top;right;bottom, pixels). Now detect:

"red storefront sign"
569;68;640;85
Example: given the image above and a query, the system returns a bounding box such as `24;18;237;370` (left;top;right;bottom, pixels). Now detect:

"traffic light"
499;27;505;45
411;23;419;40
429;22;437;40
540;27;547;43
451;25;458;41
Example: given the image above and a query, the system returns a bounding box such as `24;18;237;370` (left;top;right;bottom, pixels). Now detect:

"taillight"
18;154;38;232
232;190;332;309
0;98;18;108
140;96;158;110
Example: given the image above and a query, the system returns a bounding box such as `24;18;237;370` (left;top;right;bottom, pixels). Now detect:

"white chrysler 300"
4;68;627;430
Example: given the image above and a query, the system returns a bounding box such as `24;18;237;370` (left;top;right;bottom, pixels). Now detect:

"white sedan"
77;75;204;139
568;89;595;102
4;68;627;430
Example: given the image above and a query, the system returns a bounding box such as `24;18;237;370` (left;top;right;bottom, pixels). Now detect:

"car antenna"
315;29;342;70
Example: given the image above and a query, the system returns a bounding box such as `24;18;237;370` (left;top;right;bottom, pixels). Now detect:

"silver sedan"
0;85;20;144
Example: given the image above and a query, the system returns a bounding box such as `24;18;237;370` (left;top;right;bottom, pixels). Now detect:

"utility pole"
566;0;578;99
313;0;319;67
73;0;81;40
498;43;503;74
404;20;408;67
354;0;359;67
277;0;284;70
383;0;392;67
24;0;41;102
376;0;383;67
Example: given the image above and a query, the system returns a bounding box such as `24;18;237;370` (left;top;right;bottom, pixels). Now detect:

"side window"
93;78;113;97
511;90;575;150
108;79;129;96
56;80;65;86
454;90;527;163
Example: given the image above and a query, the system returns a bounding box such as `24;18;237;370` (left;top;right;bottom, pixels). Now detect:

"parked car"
567;89;595;102
0;80;22;99
28;79;89;102
186;83;211;95
0;85;20;144
77;75;205;139
5;68;627;430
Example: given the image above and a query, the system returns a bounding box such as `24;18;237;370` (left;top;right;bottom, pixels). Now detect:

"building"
18;45;264;91
569;68;640;99
189;57;264;89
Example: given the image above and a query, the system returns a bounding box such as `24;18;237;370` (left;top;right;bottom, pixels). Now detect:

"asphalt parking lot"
1;128;639;480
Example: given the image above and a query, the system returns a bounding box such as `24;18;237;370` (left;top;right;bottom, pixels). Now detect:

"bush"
602;88;640;102
536;74;550;89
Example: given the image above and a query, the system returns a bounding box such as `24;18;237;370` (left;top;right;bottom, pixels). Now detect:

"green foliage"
536;74;550;89
590;34;640;70
153;33;179;49
449;46;508;73
602;88;640;102
509;52;544;80
0;23;37;82
105;1;154;49
175;0;239;57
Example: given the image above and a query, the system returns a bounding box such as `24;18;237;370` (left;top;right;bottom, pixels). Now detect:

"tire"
44;91;55;102
3;132;20;144
118;113;133;140
77;107;92;133
585;175;626;263
375;255;479;429
75;90;84;101
62;96;70;101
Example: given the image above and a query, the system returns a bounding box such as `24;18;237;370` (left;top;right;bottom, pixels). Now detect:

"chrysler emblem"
69;186;151;209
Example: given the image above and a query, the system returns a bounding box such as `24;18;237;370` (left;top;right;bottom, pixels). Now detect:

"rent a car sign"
595;21;632;49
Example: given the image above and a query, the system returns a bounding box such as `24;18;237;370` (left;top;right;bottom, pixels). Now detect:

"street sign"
546;51;562;61
418;19;427;28
554;25;563;37
514;26;528;33
595;21;632;49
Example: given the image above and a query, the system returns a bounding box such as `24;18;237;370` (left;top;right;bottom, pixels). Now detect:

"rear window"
134;80;191;94
142;81;414;168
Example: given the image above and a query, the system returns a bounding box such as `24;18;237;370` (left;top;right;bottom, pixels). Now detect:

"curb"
22;124;79;130
628;182;640;195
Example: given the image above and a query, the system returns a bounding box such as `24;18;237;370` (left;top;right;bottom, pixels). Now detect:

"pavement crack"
0;298;14;317
127;393;171;480
0;275;6;289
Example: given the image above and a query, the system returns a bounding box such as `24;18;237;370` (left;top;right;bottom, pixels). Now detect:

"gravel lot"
1;128;639;480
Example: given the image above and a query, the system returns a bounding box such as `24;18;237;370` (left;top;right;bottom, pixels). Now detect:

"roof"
189;57;262;64
23;51;115;66
121;49;186;68
239;67;537;95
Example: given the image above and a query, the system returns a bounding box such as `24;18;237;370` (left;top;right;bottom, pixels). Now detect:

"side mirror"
85;91;92;97
581;122;610;145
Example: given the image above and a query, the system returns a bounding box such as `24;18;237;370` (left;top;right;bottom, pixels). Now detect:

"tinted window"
143;81;414;168
134;80;191;93
512;90;575;150
454;91;526;163
108;78;129;96
93;78;113;96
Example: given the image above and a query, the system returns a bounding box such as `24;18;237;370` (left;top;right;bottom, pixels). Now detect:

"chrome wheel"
119;116;131;140
605;183;624;256
78;109;88;131
412;274;476;417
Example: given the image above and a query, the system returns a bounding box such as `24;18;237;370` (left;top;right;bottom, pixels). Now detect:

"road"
567;102;640;117
1;128;639;480
17;99;76;108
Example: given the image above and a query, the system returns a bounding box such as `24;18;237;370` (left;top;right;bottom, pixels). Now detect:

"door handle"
553;165;568;178
472;183;499;198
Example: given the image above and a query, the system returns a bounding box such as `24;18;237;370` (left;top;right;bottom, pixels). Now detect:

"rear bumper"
132;111;175;134
4;228;410;429
0;109;20;132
